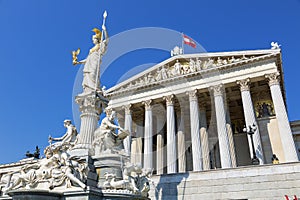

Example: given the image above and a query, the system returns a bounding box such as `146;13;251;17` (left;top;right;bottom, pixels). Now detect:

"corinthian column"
210;85;232;168
123;104;132;155
237;78;264;164
187;90;203;171
164;95;177;174
265;72;298;162
143;100;153;169
74;93;105;155
199;102;210;170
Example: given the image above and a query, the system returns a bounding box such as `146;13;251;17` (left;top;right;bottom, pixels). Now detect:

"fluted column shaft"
131;125;143;165
164;95;177;174
237;78;265;164
156;134;164;174
188;90;203;171
225;100;237;167
75;94;103;153
266;73;298;162
143;100;153;169
210;85;232;168
156;115;164;175
199;103;210;170
177;108;186;173
123;104;132;155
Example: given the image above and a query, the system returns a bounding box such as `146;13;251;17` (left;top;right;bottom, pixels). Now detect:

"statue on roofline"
72;11;109;95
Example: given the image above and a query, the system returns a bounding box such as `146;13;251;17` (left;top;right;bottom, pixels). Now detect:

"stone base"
93;154;129;188
7;189;61;200
6;187;150;200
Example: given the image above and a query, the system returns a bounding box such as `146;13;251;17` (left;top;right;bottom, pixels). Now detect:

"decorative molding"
122;104;132;115
75;94;106;115
236;78;251;92
163;94;175;106
106;53;278;97
186;90;198;102
209;84;224;97
142;99;153;111
265;72;280;87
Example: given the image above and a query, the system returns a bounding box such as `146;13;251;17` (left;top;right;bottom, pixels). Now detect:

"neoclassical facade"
105;48;300;174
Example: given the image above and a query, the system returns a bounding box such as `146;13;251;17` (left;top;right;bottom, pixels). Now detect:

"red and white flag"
183;34;196;48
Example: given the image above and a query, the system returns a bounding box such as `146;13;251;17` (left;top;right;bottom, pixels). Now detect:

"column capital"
122;104;132;115
75;93;105;115
236;78;251;92
142;99;153;111
209;84;224;97
186;89;198;101
163;94;175;106
265;72;280;86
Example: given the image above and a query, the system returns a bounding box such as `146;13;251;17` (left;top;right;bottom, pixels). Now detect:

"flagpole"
181;32;184;54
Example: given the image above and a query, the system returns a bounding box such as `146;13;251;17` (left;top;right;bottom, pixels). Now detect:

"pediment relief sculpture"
107;53;274;96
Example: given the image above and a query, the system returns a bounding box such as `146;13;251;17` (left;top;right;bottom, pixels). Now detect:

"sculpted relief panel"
110;54;261;95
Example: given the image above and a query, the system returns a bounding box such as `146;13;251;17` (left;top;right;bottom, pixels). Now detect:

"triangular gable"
105;49;281;97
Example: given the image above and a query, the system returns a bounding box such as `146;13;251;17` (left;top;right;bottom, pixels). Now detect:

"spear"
94;10;108;95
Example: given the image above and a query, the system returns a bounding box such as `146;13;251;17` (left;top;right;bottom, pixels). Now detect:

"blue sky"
0;0;300;164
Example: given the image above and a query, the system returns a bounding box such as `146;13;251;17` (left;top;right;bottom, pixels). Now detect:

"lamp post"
243;124;260;165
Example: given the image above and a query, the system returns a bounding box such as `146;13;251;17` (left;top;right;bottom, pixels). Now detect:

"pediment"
105;49;280;97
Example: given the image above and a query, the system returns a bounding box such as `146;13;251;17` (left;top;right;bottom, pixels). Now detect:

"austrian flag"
183;34;196;48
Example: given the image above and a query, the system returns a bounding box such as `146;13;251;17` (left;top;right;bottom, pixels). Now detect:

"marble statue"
171;46;183;56
161;66;168;79
271;42;281;49
122;163;153;197
189;58;196;73
93;110;129;155
172;60;182;76
102;172;129;190
195;58;202;71
3;145;87;192
73;21;109;94
49;119;78;151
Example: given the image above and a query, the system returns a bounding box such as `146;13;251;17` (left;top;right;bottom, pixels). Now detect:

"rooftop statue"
271;41;281;49
73;11;108;95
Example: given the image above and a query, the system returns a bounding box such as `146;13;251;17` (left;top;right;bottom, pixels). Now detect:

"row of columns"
121;72;298;175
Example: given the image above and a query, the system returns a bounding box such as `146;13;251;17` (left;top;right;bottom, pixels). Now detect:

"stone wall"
149;162;300;200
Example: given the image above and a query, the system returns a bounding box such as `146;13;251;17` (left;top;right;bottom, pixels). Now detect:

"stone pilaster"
187;90;203;171
123;104;132;155
74;93;106;155
237;78;265;164
210;84;232;168
225;98;237;168
143;100;153;169
265;72;299;162
163;95;177;174
199;102;210;170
